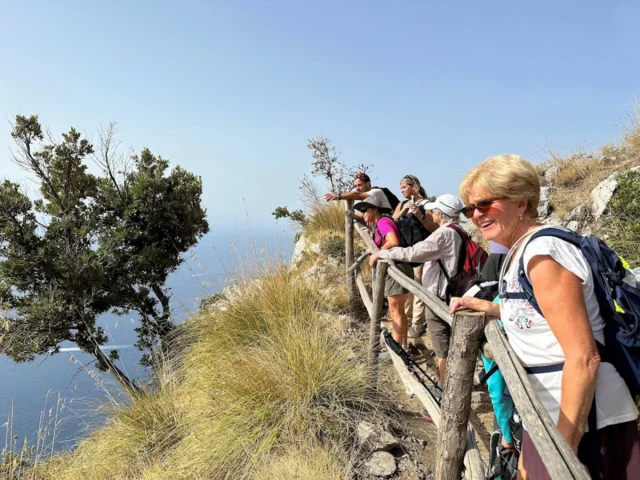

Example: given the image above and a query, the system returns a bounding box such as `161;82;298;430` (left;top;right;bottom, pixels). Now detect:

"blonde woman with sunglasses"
451;154;639;480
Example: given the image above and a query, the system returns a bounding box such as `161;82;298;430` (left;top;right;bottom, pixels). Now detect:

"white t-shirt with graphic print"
500;233;638;430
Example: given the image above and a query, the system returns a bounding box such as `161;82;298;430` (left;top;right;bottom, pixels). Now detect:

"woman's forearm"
450;296;500;317
556;355;599;451
380;238;399;250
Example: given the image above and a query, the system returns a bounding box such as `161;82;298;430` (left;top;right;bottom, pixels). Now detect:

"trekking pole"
383;331;442;396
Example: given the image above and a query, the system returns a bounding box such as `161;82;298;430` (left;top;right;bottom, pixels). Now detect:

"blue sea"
0;224;295;454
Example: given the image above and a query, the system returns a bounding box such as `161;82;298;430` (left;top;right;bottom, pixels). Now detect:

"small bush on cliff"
321;235;346;261
273;137;372;238
606;169;640;267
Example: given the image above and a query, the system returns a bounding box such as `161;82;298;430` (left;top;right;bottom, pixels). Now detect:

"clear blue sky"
1;0;639;228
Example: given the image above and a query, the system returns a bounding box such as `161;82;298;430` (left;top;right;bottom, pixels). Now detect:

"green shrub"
320;235;346;261
606;169;640;267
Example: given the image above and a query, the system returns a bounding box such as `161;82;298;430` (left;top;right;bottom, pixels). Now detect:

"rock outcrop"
356;421;401;453
365;451;397;477
536;162;639;237
591;171;620;219
290;234;320;267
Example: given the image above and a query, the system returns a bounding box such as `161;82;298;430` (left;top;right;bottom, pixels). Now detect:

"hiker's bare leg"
517;455;529;480
389;294;409;348
437;357;447;384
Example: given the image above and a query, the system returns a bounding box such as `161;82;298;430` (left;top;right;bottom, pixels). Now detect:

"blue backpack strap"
501;228;581;316
524;363;564;374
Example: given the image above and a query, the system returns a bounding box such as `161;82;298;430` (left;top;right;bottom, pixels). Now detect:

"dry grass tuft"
552;154;607;188
297;178;345;241
30;384;186;479
33;264;386;479
305;202;345;241
252;442;353;480
624;103;640;152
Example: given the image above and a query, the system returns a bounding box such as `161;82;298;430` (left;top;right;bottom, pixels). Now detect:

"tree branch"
11;138;62;204
93;123;126;201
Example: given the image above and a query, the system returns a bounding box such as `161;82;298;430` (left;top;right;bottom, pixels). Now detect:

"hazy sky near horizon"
1;0;639;227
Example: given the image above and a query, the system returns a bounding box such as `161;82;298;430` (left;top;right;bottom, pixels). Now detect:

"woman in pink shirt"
354;196;413;348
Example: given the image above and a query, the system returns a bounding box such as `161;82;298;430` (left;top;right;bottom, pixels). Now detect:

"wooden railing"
343;200;590;480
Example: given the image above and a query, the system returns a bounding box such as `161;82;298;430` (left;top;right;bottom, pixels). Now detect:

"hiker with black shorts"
353;196;412;350
370;194;465;383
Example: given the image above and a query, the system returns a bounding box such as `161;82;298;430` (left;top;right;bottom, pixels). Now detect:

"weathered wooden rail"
343;200;590;480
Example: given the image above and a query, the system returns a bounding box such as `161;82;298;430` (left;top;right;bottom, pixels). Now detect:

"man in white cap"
369;193;465;382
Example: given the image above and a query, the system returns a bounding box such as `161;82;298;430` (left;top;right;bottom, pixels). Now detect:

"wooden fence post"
436;310;486;480
368;262;388;376
344;200;356;307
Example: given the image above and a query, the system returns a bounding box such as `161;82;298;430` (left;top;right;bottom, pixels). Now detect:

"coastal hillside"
9;116;640;479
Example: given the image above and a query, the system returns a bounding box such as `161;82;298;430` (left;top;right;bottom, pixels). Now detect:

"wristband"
337;193;342;200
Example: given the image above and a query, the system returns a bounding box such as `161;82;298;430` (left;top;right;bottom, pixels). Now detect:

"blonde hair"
400;175;427;198
459;154;540;217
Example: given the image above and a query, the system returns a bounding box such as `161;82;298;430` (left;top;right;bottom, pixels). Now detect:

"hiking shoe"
487;430;502;476
408;323;427;339
408;344;427;363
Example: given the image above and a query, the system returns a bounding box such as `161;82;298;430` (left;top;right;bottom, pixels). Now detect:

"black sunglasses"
460;197;506;217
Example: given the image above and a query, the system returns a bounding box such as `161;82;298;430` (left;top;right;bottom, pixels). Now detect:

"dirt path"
372;319;495;479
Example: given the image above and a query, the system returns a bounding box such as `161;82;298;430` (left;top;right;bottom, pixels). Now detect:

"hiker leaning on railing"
352;195;413;353
451;154;640;479
370;194;465;383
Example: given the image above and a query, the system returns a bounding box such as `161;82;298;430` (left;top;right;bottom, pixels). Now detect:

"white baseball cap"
424;194;464;217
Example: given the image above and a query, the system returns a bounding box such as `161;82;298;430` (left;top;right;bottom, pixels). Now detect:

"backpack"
374;186;400;211
376;214;423;268
438;224;488;301
505;227;640;396
395;200;431;247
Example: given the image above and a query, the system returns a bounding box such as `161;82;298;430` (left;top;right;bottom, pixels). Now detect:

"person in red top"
354;196;413;349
